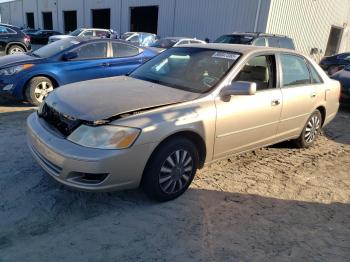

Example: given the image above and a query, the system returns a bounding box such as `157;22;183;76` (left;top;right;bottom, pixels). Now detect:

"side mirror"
62;52;78;61
220;81;257;97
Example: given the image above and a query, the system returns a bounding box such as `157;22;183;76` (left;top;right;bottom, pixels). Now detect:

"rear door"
106;42;143;76
57;41;111;84
276;53;319;139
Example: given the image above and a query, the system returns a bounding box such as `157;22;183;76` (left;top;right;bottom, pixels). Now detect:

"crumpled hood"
45;76;201;122
0;54;40;68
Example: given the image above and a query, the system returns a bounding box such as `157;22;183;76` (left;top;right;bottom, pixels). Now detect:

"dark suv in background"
214;32;295;50
0;24;31;55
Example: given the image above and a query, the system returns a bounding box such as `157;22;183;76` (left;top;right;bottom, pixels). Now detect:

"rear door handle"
271;99;281;106
310;92;317;98
100;62;110;67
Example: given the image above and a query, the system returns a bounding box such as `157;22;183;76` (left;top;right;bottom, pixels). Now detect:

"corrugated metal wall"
173;0;271;41
267;0;350;56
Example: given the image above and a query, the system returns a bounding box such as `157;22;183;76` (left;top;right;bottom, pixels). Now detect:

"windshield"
32;38;81;58
121;32;134;40
150;38;178;48
69;29;84;36
130;47;240;93
214;35;254;44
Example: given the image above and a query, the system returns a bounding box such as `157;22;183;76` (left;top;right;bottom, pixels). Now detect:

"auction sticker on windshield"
212;52;240;60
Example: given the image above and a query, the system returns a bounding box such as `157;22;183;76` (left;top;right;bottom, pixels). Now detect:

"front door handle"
310;92;317;98
271;99;281;106
100;62;110;67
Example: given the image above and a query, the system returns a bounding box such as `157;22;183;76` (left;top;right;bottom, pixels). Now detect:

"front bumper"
0;75;20;97
27;113;156;191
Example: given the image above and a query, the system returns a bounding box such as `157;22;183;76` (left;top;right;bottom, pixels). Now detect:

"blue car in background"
0;37;158;105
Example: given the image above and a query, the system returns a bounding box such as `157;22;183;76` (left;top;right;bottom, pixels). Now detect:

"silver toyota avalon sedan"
27;44;340;201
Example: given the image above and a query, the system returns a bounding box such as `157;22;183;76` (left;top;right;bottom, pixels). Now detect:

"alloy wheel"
305;114;321;143
34;81;54;103
159;149;193;194
9;47;24;54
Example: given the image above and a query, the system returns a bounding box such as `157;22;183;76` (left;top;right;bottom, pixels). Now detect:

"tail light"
24;35;31;43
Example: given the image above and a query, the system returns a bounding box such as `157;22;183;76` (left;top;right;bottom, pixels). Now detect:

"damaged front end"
37;101;181;138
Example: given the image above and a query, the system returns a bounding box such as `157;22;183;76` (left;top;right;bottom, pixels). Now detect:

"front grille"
39;103;82;137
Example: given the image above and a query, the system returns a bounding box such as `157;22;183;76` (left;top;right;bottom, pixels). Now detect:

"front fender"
12;69;61;99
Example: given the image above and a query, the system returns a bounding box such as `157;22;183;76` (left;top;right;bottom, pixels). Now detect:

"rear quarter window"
267;37;279;48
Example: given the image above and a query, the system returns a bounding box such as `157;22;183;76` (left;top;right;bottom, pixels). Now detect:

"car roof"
73;37;141;47
80;28;110;31
163;37;202;40
176;43;300;55
224;32;291;39
0;23;20;30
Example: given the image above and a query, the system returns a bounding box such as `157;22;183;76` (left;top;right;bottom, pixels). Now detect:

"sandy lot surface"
0;95;349;262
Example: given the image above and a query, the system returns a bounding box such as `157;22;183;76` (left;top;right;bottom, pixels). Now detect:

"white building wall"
120;0;175;36
84;0;120;29
266;0;350;56
36;0;59;30
0;2;11;24
57;0;84;33
9;0;23;26
172;0;271;41
23;0;39;28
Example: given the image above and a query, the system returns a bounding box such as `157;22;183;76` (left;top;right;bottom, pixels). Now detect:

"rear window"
214;34;254;44
267;37;279;48
0;26;16;34
279;38;295;50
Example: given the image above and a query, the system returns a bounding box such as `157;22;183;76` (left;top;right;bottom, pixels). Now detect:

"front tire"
142;137;199;202
25;77;54;106
7;45;25;55
294;110;322;148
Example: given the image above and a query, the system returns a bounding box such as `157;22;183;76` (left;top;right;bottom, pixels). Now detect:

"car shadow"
0;182;349;261
323;110;350;145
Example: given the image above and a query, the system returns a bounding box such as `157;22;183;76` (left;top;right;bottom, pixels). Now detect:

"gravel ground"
0;95;349;262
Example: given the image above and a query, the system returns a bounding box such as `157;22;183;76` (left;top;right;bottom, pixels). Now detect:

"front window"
130;47;240;93
69;28;84;36
73;42;108;60
234;55;276;91
214;34;254;44
32;38;81;58
150;38;178;48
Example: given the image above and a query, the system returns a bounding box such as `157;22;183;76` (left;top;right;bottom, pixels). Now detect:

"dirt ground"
0;95;349;262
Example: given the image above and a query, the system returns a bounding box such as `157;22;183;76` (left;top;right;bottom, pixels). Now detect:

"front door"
214;54;282;159
58;41;111;85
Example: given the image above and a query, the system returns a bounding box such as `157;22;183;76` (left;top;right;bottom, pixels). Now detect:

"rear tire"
25;77;54;106
294;110;322;148
7;45;25;55
142;137;199;202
